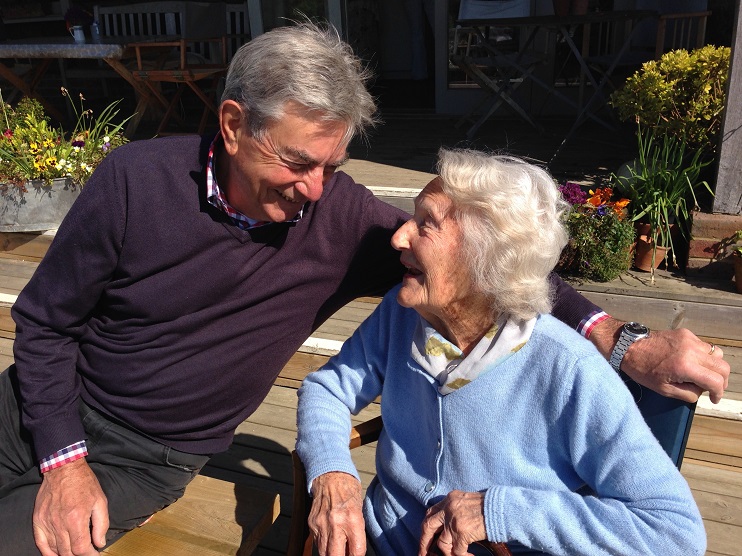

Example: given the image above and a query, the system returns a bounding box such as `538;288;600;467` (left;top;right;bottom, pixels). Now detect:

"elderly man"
0;22;729;556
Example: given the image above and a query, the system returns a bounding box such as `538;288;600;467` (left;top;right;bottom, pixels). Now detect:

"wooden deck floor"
1;240;741;554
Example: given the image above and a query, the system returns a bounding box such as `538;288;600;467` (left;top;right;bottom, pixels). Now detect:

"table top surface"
0;36;181;59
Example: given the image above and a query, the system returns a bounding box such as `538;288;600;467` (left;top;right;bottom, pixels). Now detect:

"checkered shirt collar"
205;132;304;230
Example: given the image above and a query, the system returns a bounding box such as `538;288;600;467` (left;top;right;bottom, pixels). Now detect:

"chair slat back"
226;2;250;62
94;2;185;39
655;11;710;59
619;372;696;468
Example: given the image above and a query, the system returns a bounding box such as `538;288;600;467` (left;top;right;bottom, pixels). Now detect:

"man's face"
222;101;349;223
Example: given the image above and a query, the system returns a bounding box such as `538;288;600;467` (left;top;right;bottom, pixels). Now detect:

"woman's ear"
219;100;247;156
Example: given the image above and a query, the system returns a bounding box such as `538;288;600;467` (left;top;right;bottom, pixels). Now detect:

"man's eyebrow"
281;146;348;168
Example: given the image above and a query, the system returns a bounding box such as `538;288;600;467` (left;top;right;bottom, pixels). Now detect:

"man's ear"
219;100;247;156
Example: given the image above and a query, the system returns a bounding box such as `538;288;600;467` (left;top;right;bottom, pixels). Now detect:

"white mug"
69;25;85;44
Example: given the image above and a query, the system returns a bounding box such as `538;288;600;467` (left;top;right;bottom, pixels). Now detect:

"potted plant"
0;89;131;232
556;182;635;282
614;126;713;282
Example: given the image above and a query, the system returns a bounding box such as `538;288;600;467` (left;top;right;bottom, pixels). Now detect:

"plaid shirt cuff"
40;441;88;473
578;310;611;339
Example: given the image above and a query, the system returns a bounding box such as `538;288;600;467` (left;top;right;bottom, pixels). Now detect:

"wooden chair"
653;11;710;59
288;375;695;555
95;1;229;135
584;11;711;89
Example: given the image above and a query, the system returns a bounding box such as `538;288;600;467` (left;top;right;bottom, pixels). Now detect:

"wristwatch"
609;322;650;372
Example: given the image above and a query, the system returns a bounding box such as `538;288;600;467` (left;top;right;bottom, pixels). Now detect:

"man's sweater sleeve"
549;273;604;330
11;153;127;459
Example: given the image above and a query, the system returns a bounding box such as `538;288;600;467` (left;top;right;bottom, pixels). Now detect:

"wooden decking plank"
0;274;31;295
313;320;362;339
691;489;742;527
0;257;39;276
0;337;13;369
682;460;742;488
278;351;330;382
0;232;54;261
687;415;742;461
578;291;742;343
686;449;742;469
101;475;280;556
0;307;15;337
703;518;742;556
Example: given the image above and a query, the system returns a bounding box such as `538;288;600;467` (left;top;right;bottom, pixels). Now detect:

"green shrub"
610;45;730;152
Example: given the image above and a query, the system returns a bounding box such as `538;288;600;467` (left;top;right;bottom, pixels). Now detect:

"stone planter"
0;178;80;232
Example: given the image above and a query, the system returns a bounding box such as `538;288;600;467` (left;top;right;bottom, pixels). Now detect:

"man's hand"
418;490;487;556
309;471;366;556
591;318;730;403
33;458;109;556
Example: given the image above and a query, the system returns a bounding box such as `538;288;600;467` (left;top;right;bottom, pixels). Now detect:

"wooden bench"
101;474;279;556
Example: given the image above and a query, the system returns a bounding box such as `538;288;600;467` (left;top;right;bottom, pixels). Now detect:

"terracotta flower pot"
634;235;669;272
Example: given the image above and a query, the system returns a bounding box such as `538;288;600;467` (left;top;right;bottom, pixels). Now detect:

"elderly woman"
296;148;705;556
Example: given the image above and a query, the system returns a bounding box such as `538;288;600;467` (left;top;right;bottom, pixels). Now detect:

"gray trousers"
0;366;210;555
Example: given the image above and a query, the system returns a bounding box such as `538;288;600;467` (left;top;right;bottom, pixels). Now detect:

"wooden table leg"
0;59;65;122
104;58;175;138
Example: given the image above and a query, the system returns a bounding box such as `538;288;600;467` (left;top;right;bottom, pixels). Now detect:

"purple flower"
558;182;587;205
596;205;608;216
72;140;85;148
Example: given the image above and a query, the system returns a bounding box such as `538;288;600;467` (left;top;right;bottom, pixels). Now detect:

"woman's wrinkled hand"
309;471;366;556
418;490;487;556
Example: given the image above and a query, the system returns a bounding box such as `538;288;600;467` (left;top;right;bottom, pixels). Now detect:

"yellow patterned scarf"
411;313;536;395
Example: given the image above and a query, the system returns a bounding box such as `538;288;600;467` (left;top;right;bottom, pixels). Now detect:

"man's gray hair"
221;22;377;143
437;148;569;321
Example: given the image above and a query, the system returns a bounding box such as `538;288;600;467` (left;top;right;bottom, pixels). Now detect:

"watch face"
625;322;649;336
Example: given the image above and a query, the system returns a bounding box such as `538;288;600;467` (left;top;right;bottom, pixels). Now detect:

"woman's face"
391;178;475;328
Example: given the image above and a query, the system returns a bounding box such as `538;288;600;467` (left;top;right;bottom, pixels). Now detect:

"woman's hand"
309;471;366;556
418;490;487;556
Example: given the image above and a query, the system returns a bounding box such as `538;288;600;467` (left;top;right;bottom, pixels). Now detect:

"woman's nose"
391;220;413;251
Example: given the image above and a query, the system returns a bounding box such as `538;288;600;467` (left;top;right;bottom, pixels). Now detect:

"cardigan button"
424;481;435;492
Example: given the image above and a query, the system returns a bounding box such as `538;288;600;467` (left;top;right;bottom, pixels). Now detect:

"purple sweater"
12;134;599;458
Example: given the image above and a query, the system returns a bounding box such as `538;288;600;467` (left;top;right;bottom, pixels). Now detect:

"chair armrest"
349;415;383;449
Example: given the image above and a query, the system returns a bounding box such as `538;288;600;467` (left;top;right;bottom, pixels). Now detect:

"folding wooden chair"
95;1;228;135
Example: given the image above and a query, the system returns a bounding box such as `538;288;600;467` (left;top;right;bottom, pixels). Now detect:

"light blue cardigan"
296;285;706;555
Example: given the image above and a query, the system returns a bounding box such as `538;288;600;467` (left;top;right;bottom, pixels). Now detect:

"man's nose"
297;166;325;202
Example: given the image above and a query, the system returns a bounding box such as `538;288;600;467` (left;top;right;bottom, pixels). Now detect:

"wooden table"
0;38;172;137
